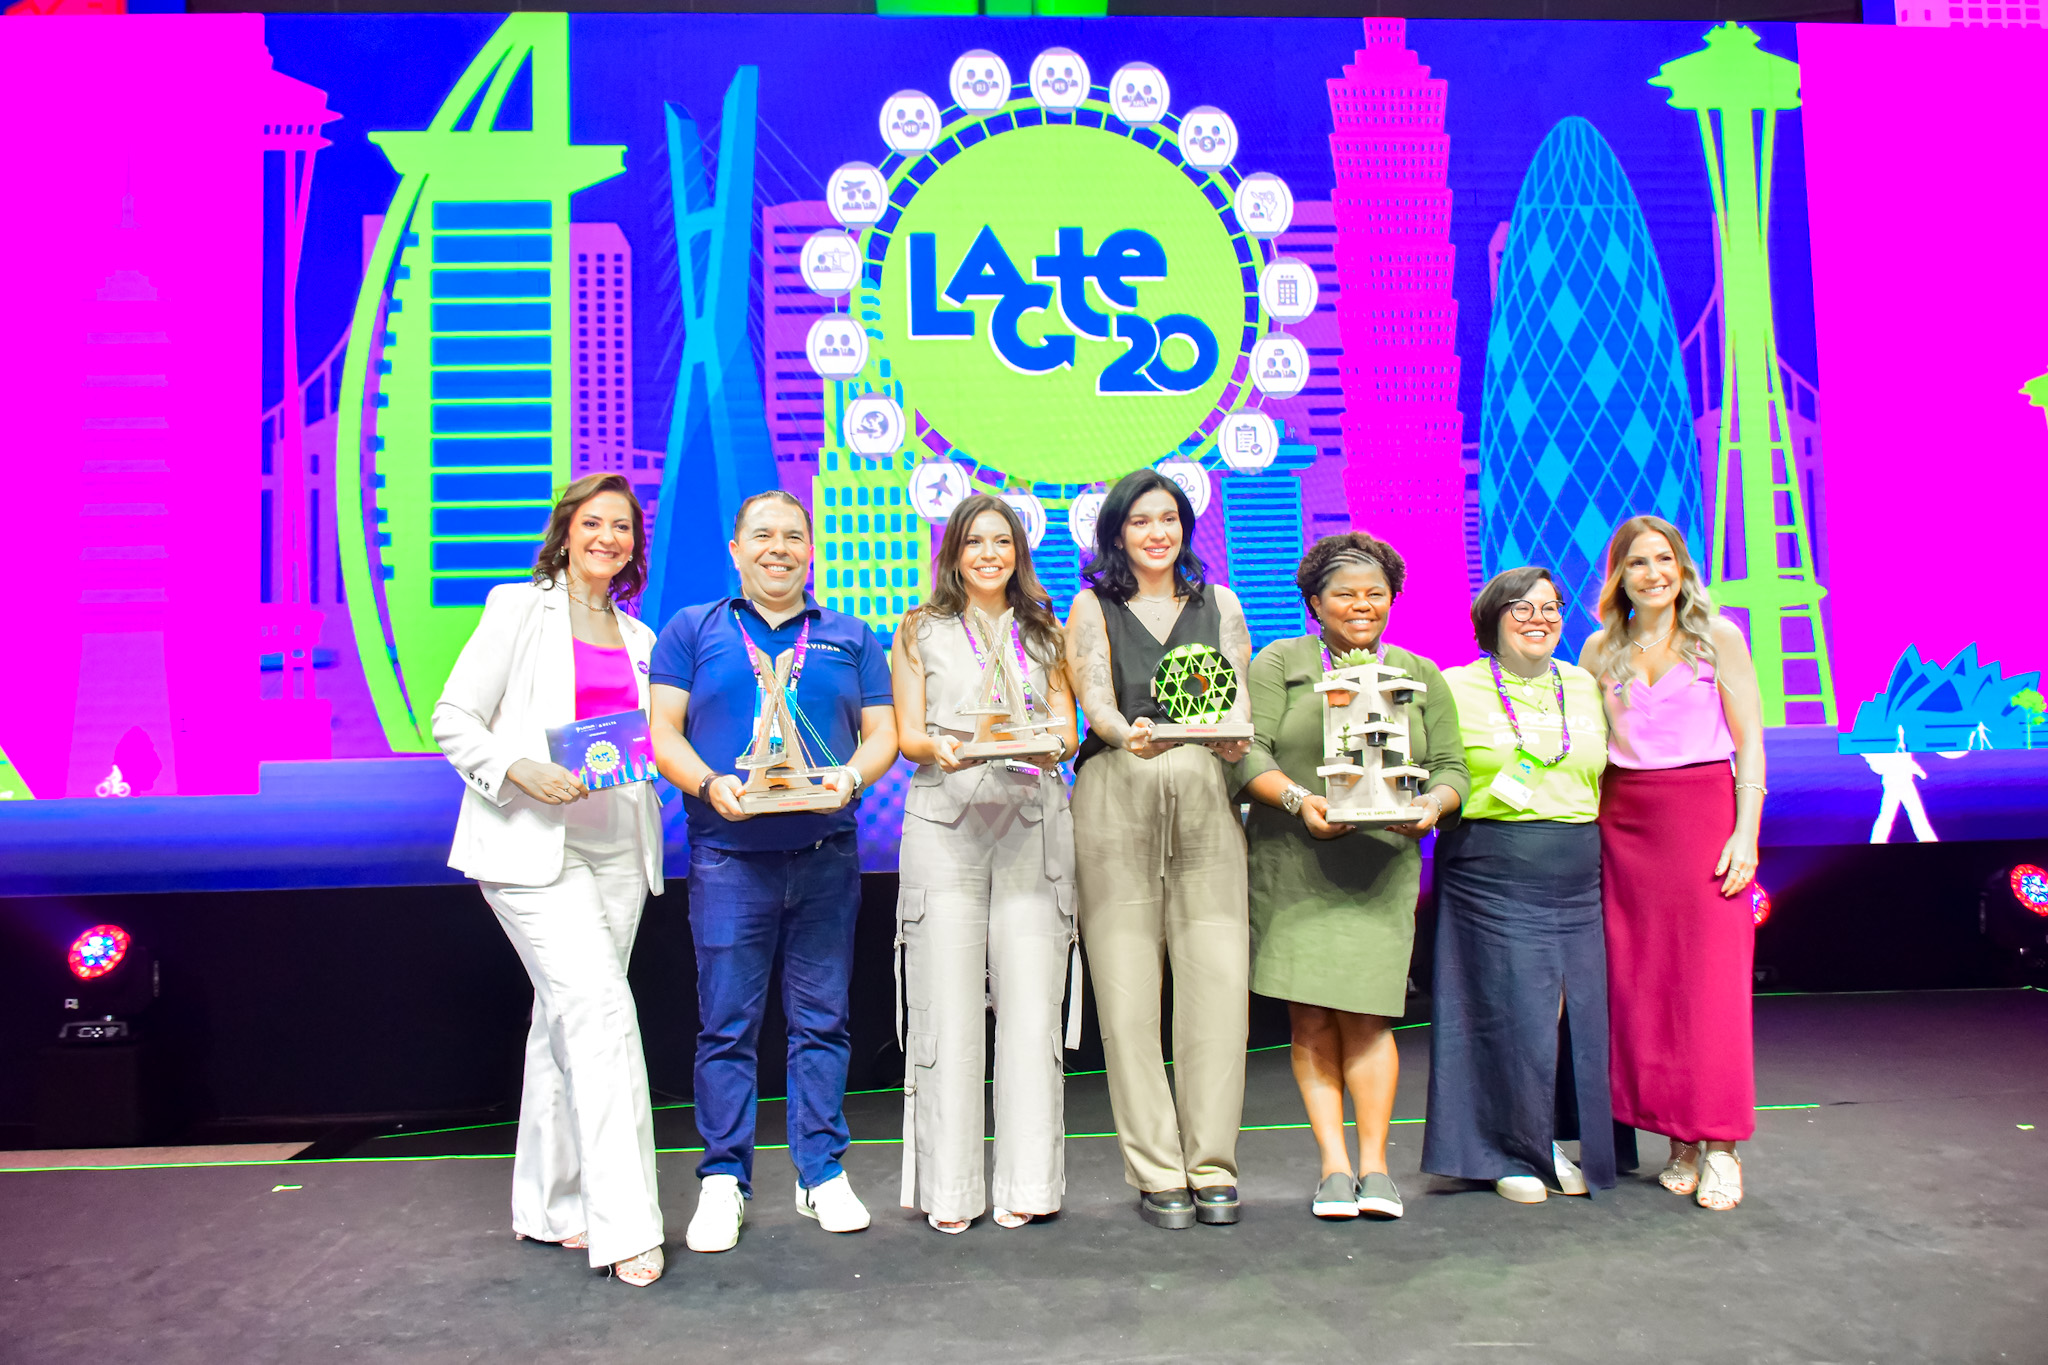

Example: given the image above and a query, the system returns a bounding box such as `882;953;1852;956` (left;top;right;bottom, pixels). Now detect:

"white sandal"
515;1231;589;1251
992;1208;1033;1229
610;1245;664;1287
1696;1150;1743;1211
1658;1142;1701;1196
928;1215;970;1234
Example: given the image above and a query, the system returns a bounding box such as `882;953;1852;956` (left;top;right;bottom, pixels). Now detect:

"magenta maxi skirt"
1598;761;1756;1143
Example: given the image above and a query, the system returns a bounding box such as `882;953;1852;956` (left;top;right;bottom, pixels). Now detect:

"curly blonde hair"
1589;514;1718;701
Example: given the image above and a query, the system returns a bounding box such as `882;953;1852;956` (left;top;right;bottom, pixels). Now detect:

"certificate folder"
546;709;656;790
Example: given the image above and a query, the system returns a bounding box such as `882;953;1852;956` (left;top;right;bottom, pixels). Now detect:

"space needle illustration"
333;15;624;752
1652;25;1835;727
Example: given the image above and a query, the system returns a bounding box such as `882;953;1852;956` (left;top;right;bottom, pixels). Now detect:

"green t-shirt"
1442;657;1608;823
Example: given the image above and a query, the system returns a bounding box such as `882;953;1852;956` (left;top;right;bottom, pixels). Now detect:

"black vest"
1074;590;1223;769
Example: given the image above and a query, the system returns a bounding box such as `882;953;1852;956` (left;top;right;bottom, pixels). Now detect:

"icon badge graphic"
1217;410;1278;472
1109;63;1169;126
1031;48;1090;112
1251;335;1309;399
806;316;869;381
910;458;970;522
800;230;861;299
1258;257;1319;324
1156;458;1213;517
826;162;887;228
879;90;940;154
1178;106;1238;171
843;394;904;456
950;50;1012;115
1068;489;1106;550
1233;172;1294;240
1000;490;1048;550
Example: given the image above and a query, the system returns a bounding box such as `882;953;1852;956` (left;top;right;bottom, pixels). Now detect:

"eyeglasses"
1506;599;1562;623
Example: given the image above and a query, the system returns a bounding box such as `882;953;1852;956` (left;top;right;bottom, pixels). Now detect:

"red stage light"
67;925;131;981
2010;865;2048;916
1749;883;1772;928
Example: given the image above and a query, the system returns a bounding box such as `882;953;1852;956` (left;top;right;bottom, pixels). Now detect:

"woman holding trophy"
891;494;1080;1234
1066;468;1255;1230
1233;533;1467;1222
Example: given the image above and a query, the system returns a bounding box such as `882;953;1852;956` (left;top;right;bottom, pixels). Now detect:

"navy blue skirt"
1421;818;1615;1190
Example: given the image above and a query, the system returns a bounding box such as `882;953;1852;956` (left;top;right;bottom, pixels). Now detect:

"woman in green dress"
1234;532;1469;1221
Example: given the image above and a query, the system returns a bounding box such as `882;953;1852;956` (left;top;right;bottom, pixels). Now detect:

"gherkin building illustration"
1480;116;1703;649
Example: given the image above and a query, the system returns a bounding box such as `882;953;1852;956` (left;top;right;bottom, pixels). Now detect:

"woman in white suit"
433;473;667;1287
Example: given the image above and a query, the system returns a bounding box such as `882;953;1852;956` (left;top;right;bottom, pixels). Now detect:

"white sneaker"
795;1173;871;1233
1495;1175;1548;1203
685;1174;746;1252
1552;1142;1589;1196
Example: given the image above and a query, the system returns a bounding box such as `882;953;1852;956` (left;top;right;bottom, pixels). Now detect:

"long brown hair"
533;473;648;607
1590;513;1717;694
917;493;1065;666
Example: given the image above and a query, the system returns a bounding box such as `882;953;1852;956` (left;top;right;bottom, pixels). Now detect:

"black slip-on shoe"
1138;1188;1197;1229
1194;1184;1241;1225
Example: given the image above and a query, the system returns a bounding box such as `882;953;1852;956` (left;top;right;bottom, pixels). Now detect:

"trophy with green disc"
1148;642;1254;744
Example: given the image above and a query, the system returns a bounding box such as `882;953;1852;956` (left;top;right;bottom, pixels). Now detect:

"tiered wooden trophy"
736;641;846;814
1149;643;1254;744
1315;652;1432;825
956;607;1064;762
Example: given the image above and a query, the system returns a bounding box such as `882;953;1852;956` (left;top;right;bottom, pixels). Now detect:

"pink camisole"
1604;660;1735;770
573;637;639;719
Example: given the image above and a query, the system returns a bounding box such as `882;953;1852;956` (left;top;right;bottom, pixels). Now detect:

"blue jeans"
687;830;860;1194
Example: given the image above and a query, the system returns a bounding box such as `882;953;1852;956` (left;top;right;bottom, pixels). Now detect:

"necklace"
1630;624;1673;652
1132;592;1179;604
568;587;614;614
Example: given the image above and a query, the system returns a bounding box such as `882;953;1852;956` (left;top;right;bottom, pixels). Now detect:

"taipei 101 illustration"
334;15;625;752
1652;25;1835;727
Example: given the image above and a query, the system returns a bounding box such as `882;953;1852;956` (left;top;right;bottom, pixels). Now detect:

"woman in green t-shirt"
1421;567;1615;1204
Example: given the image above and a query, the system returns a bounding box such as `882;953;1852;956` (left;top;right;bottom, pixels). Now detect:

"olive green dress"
1232;637;1469;1016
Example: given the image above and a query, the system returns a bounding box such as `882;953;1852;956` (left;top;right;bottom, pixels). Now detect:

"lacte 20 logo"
906;227;1220;395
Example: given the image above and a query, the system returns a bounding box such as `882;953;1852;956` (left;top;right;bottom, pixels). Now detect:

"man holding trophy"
1064;468;1256;1231
648;490;899;1254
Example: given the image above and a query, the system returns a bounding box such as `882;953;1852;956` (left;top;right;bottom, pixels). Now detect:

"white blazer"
432;578;665;892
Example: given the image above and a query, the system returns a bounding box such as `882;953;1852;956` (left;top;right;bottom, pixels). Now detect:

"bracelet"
1735;782;1768;795
1280;783;1311;817
842;765;863;798
697;772;719;802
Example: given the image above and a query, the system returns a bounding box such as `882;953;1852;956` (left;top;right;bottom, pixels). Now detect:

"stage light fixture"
67;924;132;980
2009;864;2048;916
1749;882;1772;928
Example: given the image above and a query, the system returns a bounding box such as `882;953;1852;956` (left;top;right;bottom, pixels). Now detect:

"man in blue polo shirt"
648;489;898;1254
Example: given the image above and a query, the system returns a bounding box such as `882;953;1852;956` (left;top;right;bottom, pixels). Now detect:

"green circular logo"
870;120;1255;487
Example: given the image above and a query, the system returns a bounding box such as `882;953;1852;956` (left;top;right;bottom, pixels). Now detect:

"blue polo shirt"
651;593;892;852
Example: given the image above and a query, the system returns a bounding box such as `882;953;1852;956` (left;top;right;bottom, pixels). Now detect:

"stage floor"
2;989;2043;1364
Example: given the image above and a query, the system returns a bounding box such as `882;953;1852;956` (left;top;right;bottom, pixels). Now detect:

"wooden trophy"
1149;642;1254;745
955;607;1065;762
735;643;845;814
1316;654;1431;826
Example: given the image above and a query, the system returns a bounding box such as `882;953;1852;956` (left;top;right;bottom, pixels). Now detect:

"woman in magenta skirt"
1578;515;1766;1212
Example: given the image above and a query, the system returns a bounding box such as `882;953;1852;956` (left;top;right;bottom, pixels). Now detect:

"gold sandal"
1657;1142;1701;1196
1696;1150;1743;1211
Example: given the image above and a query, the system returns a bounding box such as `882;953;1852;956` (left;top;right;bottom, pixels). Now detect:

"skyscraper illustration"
569;222;641;482
334;14;625;752
642;71;779;626
761;200;837;474
1325;18;1468;666
1653;23;1834;725
1480;116;1704;653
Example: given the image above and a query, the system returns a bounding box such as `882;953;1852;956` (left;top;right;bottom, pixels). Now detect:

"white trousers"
481;829;661;1268
897;794;1077;1223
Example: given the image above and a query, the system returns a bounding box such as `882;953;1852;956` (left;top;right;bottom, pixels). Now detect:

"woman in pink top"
1578;515;1765;1213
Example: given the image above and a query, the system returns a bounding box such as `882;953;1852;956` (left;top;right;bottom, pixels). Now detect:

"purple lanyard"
962;617;1035;712
1489;656;1571;767
731;603;811;687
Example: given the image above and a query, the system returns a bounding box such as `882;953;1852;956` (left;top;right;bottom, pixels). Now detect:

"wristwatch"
1280;783;1311;816
842;765;863;798
697;772;722;803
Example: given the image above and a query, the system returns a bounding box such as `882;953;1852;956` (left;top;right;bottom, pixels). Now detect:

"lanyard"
962;616;1035;713
1489;656;1571;767
732;603;811;757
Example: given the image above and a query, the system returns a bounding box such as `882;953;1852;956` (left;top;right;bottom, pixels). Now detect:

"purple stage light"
67;925;132;981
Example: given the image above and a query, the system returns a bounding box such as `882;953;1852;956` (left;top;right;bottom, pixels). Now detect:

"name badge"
1487;749;1543;811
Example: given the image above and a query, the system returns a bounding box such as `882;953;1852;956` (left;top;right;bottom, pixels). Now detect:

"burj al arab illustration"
334;15;624;752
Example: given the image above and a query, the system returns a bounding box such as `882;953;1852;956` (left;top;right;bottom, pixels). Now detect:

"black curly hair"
1295;531;1406;609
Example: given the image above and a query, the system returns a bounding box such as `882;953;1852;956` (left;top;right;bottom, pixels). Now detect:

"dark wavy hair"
1296;531;1405;608
1470;565;1558;656
915;493;1065;666
1082;467;1207;605
533;473;647;607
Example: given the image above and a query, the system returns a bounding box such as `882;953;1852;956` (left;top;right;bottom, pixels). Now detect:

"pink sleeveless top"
1604;660;1735;770
573;638;640;720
